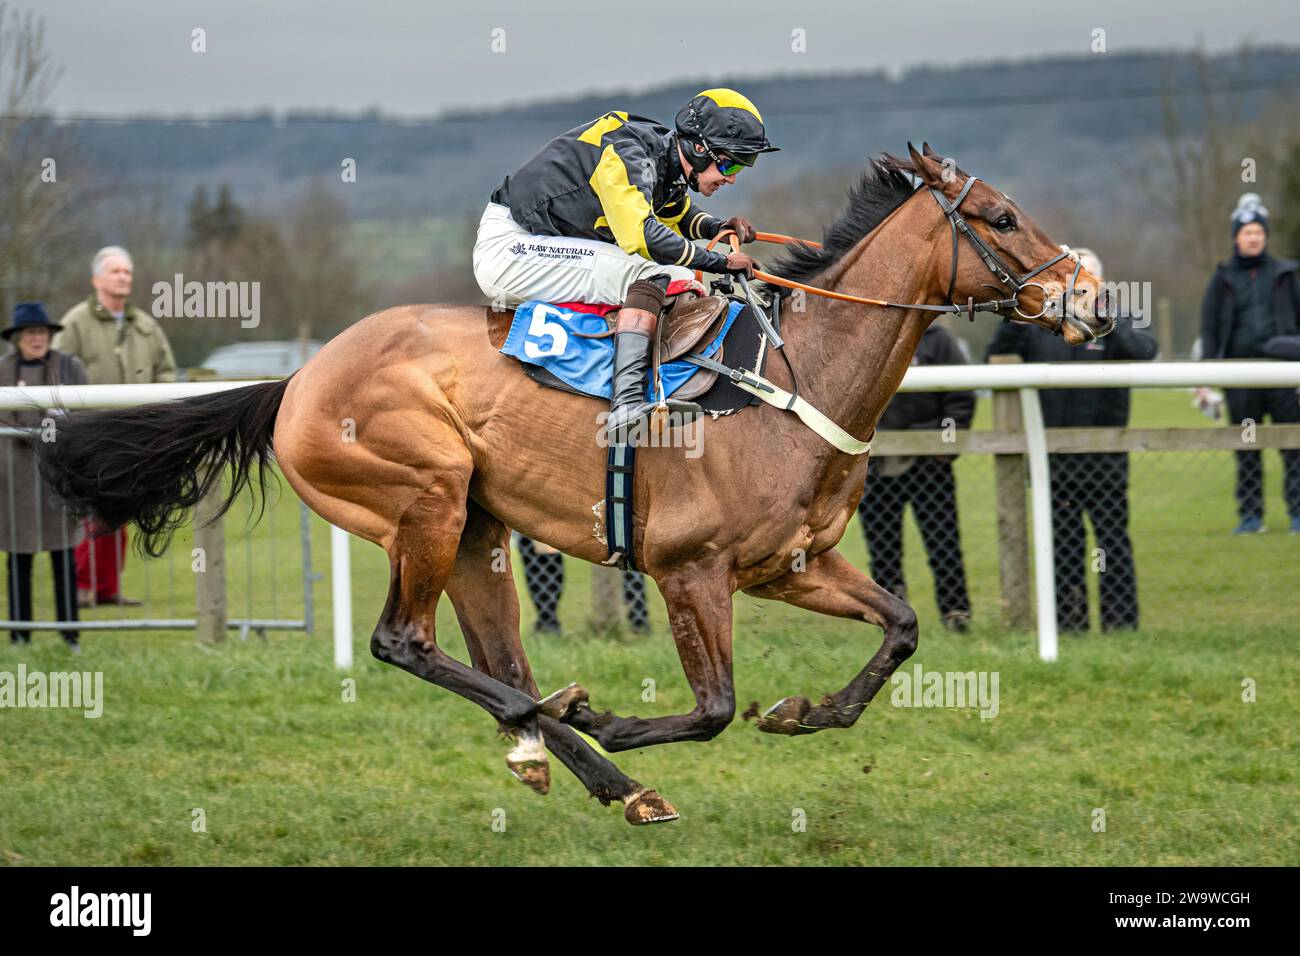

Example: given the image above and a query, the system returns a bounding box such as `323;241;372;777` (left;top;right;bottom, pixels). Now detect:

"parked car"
191;340;323;380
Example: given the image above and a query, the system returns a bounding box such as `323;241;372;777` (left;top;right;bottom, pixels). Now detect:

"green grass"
0;388;1296;865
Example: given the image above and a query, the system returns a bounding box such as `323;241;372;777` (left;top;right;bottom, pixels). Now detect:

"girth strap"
682;352;871;456
603;442;637;570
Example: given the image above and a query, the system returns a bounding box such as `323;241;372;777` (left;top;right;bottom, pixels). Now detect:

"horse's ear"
922;142;939;158
907;142;942;188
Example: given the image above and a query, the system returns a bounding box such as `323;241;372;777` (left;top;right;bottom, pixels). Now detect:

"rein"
696;175;1093;339
668;171;1100;457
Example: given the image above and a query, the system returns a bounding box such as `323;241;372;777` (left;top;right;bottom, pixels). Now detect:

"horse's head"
894;143;1114;345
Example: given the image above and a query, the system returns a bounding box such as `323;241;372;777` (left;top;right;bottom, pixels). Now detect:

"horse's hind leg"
372;478;551;793
445;501;678;824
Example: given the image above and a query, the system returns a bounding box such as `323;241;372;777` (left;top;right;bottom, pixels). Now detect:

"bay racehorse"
39;145;1112;824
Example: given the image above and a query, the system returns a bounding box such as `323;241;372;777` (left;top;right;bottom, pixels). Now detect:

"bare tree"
0;5;96;316
283;178;367;344
1133;44;1281;276
0;4;58;152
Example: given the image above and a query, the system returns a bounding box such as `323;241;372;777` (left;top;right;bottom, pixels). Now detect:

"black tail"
38;378;291;557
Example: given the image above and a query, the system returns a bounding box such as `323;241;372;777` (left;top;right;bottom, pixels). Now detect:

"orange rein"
696;229;900;308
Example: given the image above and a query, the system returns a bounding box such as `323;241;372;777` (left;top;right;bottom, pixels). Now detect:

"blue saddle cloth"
501;300;744;401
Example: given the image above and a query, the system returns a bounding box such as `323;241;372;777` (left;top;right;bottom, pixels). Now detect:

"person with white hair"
53;245;178;608
1198;194;1300;535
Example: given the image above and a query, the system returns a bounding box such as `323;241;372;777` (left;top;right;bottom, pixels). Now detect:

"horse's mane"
767;155;923;290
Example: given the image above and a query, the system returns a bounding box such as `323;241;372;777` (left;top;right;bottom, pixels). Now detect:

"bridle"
701;172;1101;342
929;175;1092;339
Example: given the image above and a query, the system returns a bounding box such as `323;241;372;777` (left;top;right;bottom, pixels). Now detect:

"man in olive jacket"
53;246;178;606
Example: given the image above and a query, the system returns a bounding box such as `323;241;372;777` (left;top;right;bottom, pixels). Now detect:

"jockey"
474;88;779;435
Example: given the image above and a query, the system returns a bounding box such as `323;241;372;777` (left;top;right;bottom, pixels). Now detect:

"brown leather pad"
658;294;729;362
669;345;722;401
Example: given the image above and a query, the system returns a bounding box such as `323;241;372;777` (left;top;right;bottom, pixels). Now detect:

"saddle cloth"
501;299;745;401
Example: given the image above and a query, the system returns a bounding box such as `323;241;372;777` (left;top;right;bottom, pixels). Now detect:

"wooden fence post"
588;564;623;634
1155;296;1174;358
990;355;1032;630
194;479;227;643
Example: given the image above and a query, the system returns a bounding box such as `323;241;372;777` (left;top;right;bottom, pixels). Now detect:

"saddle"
636;292;731;401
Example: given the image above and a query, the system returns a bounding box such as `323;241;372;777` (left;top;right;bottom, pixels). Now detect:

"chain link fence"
511;386;1299;645
856;392;1299;641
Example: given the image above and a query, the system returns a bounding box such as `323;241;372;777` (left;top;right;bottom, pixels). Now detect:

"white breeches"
472;202;696;307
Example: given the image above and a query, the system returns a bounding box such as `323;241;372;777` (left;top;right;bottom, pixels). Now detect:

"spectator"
53;246;177;607
1198;194;1300;535
859;321;974;632
514;533;648;634
0;303;88;649
986;249;1157;633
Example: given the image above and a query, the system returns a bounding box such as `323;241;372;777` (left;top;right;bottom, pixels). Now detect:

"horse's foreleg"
557;565;736;754
372;481;550;793
445;502;675;822
743;546;917;735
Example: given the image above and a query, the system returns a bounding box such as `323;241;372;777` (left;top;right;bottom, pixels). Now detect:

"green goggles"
714;154;746;177
701;140;753;177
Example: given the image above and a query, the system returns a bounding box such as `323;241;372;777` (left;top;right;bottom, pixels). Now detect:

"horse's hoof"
506;733;550;795
623;789;679;825
756;696;814;735
536;682;589;721
508;758;550;794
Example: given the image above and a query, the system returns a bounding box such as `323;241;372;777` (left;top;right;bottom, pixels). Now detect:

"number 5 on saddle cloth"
500;291;773;570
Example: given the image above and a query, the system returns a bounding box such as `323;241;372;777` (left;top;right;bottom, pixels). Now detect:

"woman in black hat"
0;302;89;649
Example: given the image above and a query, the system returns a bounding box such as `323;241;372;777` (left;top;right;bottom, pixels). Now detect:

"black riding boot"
606;329;653;436
605;279;702;440
605;331;705;438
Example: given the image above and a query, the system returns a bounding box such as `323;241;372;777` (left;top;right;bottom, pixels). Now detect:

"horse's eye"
993;215;1016;232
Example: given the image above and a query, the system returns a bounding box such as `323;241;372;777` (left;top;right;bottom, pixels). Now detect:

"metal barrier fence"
885;359;1300;659
0;382;318;645
491;360;1300;662
4;367;1296;664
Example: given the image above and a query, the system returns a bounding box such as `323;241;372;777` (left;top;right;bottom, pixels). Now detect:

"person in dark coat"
986;249;1157;633
1198;194;1300;535
0;303;89;649
859;322;975;632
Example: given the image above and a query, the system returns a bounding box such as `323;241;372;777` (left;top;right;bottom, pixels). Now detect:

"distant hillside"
63;47;1300;227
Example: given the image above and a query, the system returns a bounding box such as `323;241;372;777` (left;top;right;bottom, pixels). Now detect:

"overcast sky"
34;0;1300;116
